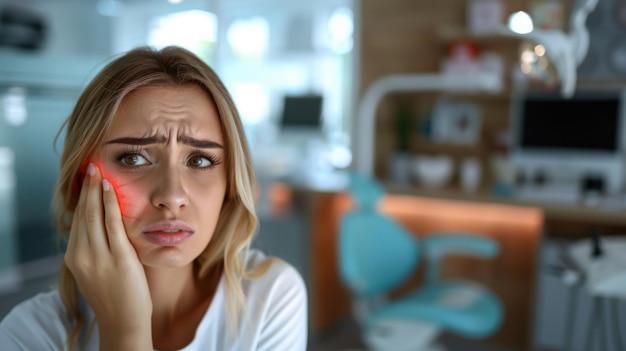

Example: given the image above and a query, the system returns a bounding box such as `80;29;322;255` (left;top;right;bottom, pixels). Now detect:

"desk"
384;184;626;235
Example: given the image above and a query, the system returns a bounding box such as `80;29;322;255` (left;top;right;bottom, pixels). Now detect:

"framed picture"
431;98;482;145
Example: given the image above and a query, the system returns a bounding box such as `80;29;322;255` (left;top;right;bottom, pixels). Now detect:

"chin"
138;247;199;269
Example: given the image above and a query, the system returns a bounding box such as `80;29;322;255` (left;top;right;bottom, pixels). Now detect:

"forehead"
107;85;223;140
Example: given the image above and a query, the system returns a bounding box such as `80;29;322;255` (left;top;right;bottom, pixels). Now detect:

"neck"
146;262;222;350
145;263;197;322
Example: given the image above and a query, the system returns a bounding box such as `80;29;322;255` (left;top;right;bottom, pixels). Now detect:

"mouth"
142;220;194;246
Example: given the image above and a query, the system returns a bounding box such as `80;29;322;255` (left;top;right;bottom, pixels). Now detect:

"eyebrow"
104;135;224;149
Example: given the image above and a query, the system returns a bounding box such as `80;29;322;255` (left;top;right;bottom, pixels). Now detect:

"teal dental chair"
338;172;504;351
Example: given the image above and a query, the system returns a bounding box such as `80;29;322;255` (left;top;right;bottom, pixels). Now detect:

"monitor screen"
517;92;622;152
279;94;323;129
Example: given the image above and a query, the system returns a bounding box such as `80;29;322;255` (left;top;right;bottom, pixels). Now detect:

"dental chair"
338;172;504;351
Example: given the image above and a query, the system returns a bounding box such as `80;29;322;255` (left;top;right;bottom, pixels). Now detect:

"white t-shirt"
0;250;308;351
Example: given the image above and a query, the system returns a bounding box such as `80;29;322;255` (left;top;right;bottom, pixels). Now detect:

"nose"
150;165;189;212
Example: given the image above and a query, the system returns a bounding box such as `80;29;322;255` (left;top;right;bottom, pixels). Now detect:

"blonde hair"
53;46;268;350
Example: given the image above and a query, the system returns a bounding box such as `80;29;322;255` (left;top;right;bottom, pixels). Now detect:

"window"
148;10;217;63
226;17;270;59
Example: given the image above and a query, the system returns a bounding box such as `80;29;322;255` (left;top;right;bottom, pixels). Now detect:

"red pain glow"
94;162;133;218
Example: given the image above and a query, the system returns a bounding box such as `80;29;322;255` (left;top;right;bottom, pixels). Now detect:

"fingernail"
103;179;110;192
88;163;96;176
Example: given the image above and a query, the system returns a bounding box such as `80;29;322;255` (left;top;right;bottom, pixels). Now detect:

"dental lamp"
503;0;599;97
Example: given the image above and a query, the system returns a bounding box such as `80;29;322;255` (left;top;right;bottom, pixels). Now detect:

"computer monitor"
280;94;323;128
278;94;324;145
511;90;626;194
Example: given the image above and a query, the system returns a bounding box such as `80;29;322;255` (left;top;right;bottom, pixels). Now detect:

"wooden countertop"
384;183;626;227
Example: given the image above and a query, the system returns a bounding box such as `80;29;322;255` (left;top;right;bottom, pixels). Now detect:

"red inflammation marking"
94;162;133;218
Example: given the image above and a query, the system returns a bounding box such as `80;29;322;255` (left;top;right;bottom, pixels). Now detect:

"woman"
0;46;307;350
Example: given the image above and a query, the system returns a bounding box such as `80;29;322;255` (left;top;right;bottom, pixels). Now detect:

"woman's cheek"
98;166;143;219
109;178;139;218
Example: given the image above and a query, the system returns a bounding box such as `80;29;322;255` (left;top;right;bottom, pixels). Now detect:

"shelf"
410;137;487;155
436;26;523;45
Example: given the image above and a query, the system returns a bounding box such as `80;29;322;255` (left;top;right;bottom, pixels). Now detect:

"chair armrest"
425;233;499;258
423;233;499;283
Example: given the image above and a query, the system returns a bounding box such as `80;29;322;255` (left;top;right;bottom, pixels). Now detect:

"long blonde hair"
53;46;266;350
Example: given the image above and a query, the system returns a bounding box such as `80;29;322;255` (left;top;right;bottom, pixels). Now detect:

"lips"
142;220;194;246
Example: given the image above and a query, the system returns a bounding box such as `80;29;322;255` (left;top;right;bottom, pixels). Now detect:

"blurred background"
1;0;626;351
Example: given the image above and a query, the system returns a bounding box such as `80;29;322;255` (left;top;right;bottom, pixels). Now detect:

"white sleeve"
255;264;308;351
0;318;26;351
0;292;69;351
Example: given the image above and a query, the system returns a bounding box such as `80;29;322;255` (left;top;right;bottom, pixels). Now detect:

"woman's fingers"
102;178;133;256
66;162;132;261
66;164;92;259
84;163;109;253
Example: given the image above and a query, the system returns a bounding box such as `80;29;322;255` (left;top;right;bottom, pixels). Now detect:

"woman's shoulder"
240;249;308;348
3;289;67;322
0;289;71;348
242;249;307;308
244;249;306;293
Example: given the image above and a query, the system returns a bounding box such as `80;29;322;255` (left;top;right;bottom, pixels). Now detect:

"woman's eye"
120;154;148;167
189;155;212;168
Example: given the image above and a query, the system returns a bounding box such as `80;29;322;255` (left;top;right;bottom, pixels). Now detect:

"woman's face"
91;85;227;269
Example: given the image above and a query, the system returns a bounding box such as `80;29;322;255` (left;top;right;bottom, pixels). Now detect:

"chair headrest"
348;172;385;210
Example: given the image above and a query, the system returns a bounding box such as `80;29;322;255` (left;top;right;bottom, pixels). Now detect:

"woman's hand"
64;163;153;350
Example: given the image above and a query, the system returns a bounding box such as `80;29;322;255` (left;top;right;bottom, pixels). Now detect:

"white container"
412;155;454;189
461;158;482;192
